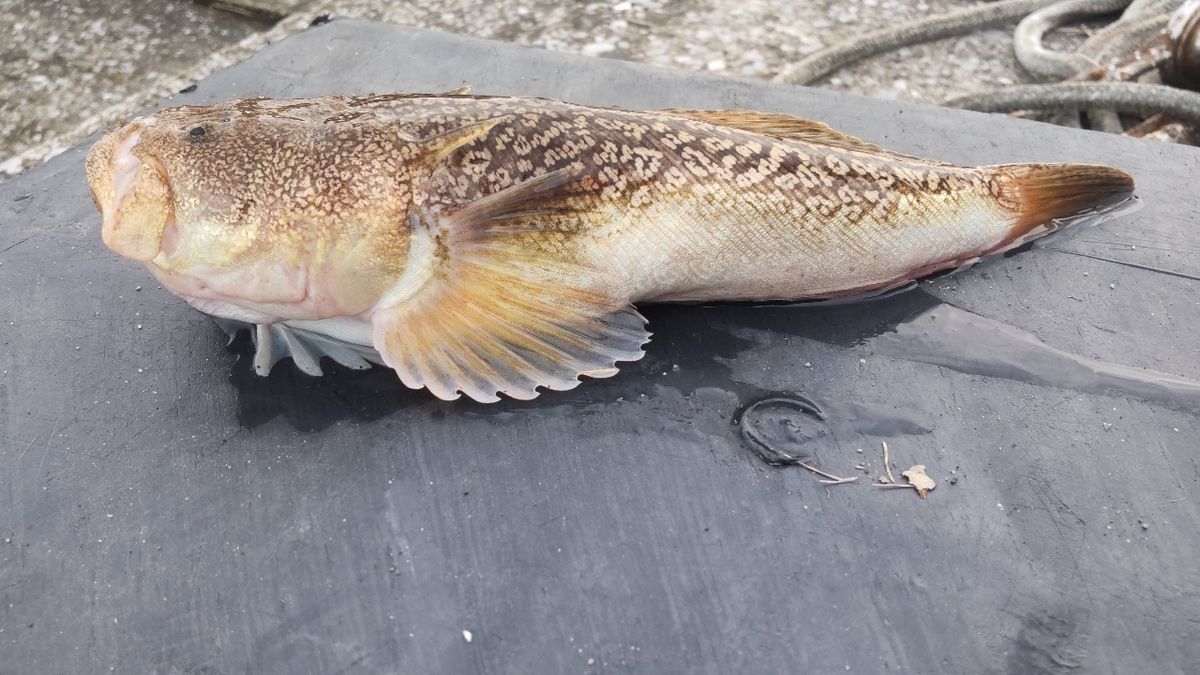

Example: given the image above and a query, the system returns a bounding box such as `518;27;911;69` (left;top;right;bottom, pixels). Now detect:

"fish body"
86;94;1135;402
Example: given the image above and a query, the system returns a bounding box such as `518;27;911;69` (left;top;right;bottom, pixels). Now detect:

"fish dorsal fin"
658;108;923;159
424;116;510;162
372;168;649;403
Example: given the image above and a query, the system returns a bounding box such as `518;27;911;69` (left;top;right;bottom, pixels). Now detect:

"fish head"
86;103;412;320
87;108;274;269
87;117;176;263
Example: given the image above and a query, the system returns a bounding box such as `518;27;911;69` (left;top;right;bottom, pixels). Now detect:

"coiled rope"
774;0;1200;142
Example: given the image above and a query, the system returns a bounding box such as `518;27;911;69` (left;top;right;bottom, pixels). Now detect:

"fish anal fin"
372;173;648;403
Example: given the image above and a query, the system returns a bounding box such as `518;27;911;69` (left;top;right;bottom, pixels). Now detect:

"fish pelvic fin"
214;319;384;377
1001;163;1135;243
372;170;650;403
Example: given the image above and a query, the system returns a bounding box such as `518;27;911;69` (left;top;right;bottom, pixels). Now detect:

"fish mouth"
89;121;177;262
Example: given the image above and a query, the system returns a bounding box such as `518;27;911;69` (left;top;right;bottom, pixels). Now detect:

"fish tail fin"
1001;163;1135;243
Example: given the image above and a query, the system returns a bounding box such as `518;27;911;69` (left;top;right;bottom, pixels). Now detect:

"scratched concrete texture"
2;20;1199;675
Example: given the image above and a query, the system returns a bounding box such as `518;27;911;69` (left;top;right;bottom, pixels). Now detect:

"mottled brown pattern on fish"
389;98;1004;228
89;93;1135;403
97;94;1132;307
149;95;1012;252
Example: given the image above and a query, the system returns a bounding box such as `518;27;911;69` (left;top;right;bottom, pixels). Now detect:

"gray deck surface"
2;20;1199;675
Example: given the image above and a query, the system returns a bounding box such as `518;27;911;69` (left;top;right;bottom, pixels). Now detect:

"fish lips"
89;123;178;262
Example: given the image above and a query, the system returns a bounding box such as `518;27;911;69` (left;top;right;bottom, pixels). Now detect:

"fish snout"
87;120;175;262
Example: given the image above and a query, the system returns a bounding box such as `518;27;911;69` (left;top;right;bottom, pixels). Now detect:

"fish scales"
342;96;1012;300
87;93;1135;402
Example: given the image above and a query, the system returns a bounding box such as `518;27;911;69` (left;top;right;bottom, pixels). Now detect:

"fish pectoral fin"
372;175;649;403
374;286;648;403
658;108;943;161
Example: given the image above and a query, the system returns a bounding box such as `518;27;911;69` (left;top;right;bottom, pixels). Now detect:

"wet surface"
817;397;935;437
223;291;948;433
224;302;770;431
2;22;1199;675
733;392;932;466
876;302;1200;414
1006;609;1090;675
738;395;831;465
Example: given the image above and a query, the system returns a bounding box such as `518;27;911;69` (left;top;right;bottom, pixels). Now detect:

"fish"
85;93;1136;403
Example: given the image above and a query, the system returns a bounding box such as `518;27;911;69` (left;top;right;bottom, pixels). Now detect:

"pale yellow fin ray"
373;169;649;403
433;304;541;399
446;331;545;400
452;297;587;367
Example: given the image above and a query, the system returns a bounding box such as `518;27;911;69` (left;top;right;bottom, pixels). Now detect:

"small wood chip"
871;444;936;500
902;464;937;499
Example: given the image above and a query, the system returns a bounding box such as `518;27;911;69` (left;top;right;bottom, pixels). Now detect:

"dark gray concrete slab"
2;20;1198;675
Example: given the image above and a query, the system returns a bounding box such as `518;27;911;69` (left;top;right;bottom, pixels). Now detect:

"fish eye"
188;126;206;138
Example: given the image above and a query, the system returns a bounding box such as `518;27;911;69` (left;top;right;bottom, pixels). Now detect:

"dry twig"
793;461;859;486
872;443;937;499
881;441;896;484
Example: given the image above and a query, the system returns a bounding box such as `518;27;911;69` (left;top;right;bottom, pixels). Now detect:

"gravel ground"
325;0;1025;100
0;0;265;175
0;0;1038;178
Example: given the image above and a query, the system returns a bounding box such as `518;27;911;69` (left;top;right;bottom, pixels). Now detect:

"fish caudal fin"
1003;163;1135;243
